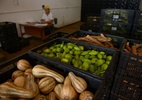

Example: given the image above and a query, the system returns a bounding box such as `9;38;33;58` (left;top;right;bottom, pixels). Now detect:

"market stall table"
19;22;53;40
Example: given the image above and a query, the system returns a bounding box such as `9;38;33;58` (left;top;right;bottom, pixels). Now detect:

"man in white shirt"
41;5;54;36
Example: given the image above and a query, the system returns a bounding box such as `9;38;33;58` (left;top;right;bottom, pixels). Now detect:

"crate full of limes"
30;38;118;79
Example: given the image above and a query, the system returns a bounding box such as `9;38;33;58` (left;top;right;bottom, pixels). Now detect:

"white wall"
0;0;81;36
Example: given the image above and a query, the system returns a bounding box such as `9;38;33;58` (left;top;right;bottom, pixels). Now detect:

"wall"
0;0;81;37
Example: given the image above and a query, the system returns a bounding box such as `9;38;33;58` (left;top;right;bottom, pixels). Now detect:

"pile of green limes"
41;42;112;77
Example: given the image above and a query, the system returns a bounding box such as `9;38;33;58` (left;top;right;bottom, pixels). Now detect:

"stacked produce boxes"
0;22;21;53
100;9;134;38
127;0;140;10
28;29;127;99
110;38;142;100
131;10;142;40
80;16;101;32
108;0;127;9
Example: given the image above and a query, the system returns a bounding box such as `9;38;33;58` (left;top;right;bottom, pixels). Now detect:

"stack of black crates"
80;16;101;32
0;22;21;53
100;9;135;38
131;10;142;40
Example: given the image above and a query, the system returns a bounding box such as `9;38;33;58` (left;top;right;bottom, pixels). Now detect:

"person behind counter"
41;5;54;35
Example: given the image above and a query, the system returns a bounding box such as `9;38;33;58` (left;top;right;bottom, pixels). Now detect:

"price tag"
111;27;117;30
93;18;97;21
113;15;119;19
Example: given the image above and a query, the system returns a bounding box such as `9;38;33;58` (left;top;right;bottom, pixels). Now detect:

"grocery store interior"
0;0;142;100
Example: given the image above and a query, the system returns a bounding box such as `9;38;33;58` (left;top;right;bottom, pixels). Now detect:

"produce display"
124;42;142;56
68;33;118;50
0;59;94;100
40;42;113;77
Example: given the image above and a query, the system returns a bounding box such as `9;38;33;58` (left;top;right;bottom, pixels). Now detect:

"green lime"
61;58;69;63
103;54;107;59
97;53;103;59
69;51;74;55
79;46;84;51
74;50;81;55
73;60;80;68
91;58;97;63
52;48;57;52
47;53;55;58
89;65;96;73
64;48;69;53
84;54;90;59
79;55;84;59
56;48;62;52
67;45;73;49
101;63;109;70
80;58;91;63
106;60;110;65
74;46;81;51
75;55;79;59
106;55;112;61
82;62;90;71
43;48;51;53
99;51;105;55
49;46;55;50
94;70;100;76
95;59;105;66
71;59;76;64
89;50;99;56
81;51;89;55
65;54;72;60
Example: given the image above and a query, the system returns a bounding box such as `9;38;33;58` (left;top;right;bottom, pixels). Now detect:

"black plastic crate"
100;23;132;37
110;75;142;100
46;32;68;41
133;10;142;25
80;23;100;32
100;9;135;24
108;0;127;9
131;24;142;40
127;0;140;10
2;43;21;54
116;39;142;82
30;38;118;79
0;53;101;98
65;30;126;51
0;22;18;36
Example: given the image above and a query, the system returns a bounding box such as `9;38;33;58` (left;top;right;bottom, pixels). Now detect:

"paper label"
113;15;119;19
111;27;117;30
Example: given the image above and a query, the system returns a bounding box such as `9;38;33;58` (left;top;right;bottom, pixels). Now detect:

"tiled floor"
0;22;83;64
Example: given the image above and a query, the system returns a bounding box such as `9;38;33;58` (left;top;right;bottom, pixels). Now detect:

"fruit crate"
110;75;142;100
131;24;142;40
133;10;142;25
30;38;118;79
80;23;100;32
100;23;132;38
116;39;142;81
0;53;101;99
65;30;126;51
100;9;135;24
